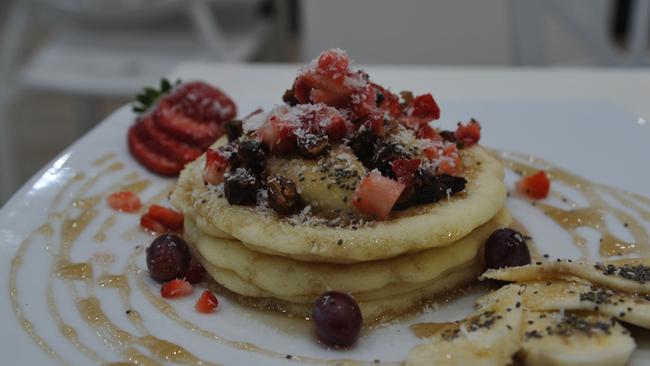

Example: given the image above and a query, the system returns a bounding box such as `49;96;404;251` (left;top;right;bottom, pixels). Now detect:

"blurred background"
0;0;648;205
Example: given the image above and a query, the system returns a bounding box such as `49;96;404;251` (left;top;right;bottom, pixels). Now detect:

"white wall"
300;0;609;66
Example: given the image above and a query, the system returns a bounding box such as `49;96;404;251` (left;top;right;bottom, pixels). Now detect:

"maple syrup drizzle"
494;149;650;260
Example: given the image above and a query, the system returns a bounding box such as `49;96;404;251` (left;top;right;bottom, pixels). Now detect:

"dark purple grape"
484;228;531;269
146;234;191;282
312;291;362;347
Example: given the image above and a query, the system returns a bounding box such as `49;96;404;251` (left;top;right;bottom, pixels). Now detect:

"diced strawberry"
417;124;442;140
203;149;228;185
161;278;193;299
517;170;550;200
317;49;350;81
139;115;202;164
455;119;481;147
140;214;166;234
107;191;142;213
411;94;440;120
128;126;183;175
183;259;206;284
195;290;219;313
324;115;351;141
373;83;403;117
258;116;297;154
148;205;184;232
153;102;222;149
352;172;405;220
163;81;237;123
437;158;459;176
424;147;439;160
391;159;421;185
437;144;462;175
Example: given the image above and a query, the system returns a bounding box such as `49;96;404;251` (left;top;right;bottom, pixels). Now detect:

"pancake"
202;258;484;324
184;209;510;298
171;143;506;263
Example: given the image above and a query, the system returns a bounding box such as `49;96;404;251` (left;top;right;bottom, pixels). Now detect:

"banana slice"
265;144;366;215
406;285;523;366
513;281;650;330
519;311;635;366
482;259;650;294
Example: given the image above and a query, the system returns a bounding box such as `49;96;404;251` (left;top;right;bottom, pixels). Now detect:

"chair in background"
0;0;291;201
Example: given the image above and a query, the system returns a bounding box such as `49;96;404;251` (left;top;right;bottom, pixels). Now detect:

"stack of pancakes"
171;140;509;323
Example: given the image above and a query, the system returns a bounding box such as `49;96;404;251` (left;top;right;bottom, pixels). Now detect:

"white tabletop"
170;62;650;121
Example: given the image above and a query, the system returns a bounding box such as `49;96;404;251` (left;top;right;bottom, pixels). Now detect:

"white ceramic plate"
1;99;650;365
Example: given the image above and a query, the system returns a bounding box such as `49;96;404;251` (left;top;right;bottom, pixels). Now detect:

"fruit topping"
297;132;330;158
195;290;219;313
224;168;259;206
390;158;421;185
224;119;244;142
516;170;550;200
312;291;363;347
140;205;184;234
203;148;228;185
146;234;191;282
454;119;482;147
237;139;268;172
128;79;237;175
267;176;302;215
161;278;193;298
147;205;184;232
258;112;298;155
352;172;405;220
484;228;531;270
401;171;467;207
107;191;142;213
416;124;441;141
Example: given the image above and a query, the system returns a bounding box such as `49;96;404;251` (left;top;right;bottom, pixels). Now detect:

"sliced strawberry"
517;170;550;200
148;205;184;232
140;213;166;234
455;119;481;147
373;83;403;117
153;102;222;149
161;278;193;299
436;143;461;176
203;148;228;185
195;290;219;313
258;116;297;154
139;115;202;164
164;81;237;123
391;159;421;185
417;124;442;140
423;147;439;160
352;172;405;220
183;259;206;284
107;191;142;213
128;126;183;175
437;158;459;176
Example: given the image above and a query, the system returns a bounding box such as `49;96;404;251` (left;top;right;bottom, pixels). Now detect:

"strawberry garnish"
517;170;550;200
148;205;184;232
258;114;298;155
107;191;142;213
203;149;228;185
454;119;481;147
391;159;421;185
128;126;183;175
195;290;219;313
352;172;405;220
140;205;184;233
128;79;236;176
161;278;193;298
140;214;166;234
139;115;202;164
411;93;440;120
